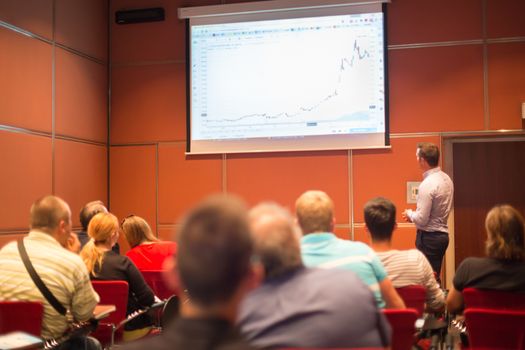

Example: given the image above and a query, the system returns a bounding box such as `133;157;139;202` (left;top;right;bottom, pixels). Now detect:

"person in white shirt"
367;197;445;312
402;142;454;283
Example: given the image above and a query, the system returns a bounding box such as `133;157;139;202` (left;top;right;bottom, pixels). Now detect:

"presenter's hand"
402;210;412;223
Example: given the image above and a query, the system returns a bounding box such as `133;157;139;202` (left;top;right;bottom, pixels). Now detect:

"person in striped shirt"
366;197;445;312
0;195;100;349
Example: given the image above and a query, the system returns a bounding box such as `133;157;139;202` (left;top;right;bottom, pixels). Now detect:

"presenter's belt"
417;229;448;235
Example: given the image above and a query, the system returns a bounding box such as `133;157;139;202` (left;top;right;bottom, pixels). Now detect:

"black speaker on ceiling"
115;7;165;25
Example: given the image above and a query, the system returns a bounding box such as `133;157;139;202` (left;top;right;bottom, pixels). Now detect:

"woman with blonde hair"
121;215;177;270
80;212;155;339
447;204;525;313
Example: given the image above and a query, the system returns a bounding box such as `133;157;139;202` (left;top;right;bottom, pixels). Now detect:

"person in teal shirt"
296;190;405;309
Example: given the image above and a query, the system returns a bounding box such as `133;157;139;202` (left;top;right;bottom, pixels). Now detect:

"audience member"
67;232;81;253
78;200;119;254
238;202;391;349
447;204;525;313
296;190;405;309
122;215;177;270
122;195;260;350
0;195;100;350
80;212;155;340
366;197;445;312
402;142;453;283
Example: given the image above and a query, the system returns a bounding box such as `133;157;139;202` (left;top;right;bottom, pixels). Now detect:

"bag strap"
17;239;68;316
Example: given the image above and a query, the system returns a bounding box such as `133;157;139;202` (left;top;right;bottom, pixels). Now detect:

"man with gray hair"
0;195;100;349
238;202;391;349
78;200;119;254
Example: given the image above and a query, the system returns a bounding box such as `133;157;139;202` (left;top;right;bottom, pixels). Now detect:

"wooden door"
452;139;525;268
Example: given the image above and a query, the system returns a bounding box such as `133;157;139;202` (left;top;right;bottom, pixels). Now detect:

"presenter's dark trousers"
416;230;449;285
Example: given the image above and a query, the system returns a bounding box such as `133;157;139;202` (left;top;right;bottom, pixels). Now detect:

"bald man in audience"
297;190;405;309
0;195;100;350
238;202;391;349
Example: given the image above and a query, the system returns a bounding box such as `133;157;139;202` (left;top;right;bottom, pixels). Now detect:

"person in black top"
447;204;525;313
80;212;155;339
78;200;120;254
122;195;262;350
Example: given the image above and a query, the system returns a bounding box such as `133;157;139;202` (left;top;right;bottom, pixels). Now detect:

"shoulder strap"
17;239;68;316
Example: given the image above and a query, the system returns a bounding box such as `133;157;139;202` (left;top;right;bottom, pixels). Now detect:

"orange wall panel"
0;28;52;132
487;42;525;130
387;0;482;45
352;136;440;223
0;131;52;230
226;151;350;224
54;140;108;227
486;0;525;39
111;63;186;143
158;225;178;242
55;0;108;60
389;45;484;133
109;145;157;234
56;48;108;142
353;225;416;251
333;226;351;241
0;0;53;39
158;143;222;224
0;234;26;248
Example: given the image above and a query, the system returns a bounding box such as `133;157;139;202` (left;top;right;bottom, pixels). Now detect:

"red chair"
141;270;175;300
463;287;525;309
0;301;43;336
396;285;426;317
91;280;129;347
382;308;418;350
464;308;525;349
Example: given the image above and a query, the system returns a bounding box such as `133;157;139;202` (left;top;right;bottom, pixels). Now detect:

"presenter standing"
402;143;453;284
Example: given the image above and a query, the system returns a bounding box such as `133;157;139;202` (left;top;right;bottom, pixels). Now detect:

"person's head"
485;205;525;261
80;212;119;276
364;197;397;242
295;190;334;235
30;195;72;247
176;195;255;308
121;215;158;248
249;202;303;280
79;200;108;230
416;142;440;169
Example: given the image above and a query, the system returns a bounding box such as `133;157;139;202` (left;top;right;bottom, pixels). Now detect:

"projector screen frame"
181;0;391;155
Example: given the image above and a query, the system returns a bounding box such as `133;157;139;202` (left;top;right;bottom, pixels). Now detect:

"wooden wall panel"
352;136;440;223
387;0;482;45
54;140;108;227
0;0;53;39
56;48;108;142
109;145;156;234
226;151;349;224
0;28;52;132
486;0;525;39
0;131;52;230
111;64;186;143
389;45;484;133
487;42;525;130
0;234;26;249
55;0;108;60
158;226;178;243
158;143;222;224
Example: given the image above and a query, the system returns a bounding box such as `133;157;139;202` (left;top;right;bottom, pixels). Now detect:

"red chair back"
0;301;43;336
395;285;426;317
465;308;525;349
141;270;175;300
382;308;418;350
463;287;525;310
91;280;128;346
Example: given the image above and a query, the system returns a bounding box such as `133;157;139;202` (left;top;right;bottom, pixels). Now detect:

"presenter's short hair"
177;195;253;306
295;190;334;234
417;142;440;167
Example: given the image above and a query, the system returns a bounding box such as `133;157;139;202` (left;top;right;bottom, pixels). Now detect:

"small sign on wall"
406;181;421;204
